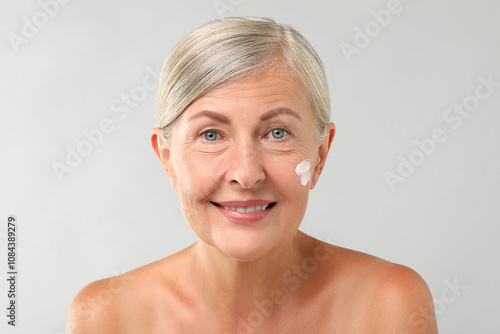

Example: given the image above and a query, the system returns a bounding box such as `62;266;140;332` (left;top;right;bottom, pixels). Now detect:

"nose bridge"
226;137;264;188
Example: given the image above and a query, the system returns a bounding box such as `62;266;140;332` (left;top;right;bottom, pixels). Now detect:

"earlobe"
150;128;178;191
310;123;336;189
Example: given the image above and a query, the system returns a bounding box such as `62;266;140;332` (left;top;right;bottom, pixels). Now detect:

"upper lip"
212;200;274;207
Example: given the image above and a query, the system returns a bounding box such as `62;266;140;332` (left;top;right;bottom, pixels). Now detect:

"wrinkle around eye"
193;137;229;155
260;137;309;155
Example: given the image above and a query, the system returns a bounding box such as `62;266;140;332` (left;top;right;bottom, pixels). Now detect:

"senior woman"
68;17;438;333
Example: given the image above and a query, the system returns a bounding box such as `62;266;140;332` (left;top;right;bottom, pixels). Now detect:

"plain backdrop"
1;0;499;333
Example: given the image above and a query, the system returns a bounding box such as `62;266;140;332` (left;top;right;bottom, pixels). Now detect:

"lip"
212;200;275;223
215;200;273;207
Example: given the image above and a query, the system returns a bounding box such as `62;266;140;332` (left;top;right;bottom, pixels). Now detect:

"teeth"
221;204;270;213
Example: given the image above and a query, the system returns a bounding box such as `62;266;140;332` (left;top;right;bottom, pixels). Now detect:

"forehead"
186;69;312;115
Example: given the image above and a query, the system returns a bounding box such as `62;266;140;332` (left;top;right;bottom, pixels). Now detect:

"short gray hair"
157;17;330;144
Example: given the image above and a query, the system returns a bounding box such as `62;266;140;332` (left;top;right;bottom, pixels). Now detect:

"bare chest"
140;296;369;334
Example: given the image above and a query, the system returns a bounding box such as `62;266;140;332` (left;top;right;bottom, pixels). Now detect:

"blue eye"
203;131;219;141
270;128;288;139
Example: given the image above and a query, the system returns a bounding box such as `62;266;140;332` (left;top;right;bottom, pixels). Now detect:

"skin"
67;69;438;333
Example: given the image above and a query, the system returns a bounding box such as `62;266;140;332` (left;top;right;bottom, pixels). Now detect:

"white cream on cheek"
295;159;311;186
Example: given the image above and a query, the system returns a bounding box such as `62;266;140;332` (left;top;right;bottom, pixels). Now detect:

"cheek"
295;159;311;186
174;152;225;236
175;150;225;202
266;156;310;199
174;147;312;201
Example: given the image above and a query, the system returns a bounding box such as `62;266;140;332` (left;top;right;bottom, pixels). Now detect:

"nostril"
226;146;266;188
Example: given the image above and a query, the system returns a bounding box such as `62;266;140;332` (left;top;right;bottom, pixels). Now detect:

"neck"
190;231;311;318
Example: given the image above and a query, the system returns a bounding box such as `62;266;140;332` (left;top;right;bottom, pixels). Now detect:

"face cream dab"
295;159;311;186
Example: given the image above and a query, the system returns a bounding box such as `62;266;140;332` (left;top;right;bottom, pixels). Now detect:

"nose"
226;140;265;189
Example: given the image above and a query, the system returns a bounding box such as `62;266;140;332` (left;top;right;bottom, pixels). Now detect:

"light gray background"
1;0;499;333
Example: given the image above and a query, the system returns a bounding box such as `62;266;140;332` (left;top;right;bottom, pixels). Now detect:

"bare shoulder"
67;278;116;333
366;261;438;333
66;253;187;334
66;269;142;334
310;239;438;333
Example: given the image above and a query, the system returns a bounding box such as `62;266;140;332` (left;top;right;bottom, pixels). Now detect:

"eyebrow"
188;107;302;123
188;110;231;124
260;107;302;121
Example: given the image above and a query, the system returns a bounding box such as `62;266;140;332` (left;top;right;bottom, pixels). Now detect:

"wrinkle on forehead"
182;70;315;128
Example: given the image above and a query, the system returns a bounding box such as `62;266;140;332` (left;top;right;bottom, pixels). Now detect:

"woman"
68;17;438;333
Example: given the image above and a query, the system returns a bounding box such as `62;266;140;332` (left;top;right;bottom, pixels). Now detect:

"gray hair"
157;16;330;144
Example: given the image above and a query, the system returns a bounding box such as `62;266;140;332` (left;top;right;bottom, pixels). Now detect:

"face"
153;70;334;262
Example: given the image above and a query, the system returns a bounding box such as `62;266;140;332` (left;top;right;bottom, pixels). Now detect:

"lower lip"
214;204;274;223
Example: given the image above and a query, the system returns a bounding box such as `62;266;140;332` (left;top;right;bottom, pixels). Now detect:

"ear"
310;123;335;189
150;128;178;191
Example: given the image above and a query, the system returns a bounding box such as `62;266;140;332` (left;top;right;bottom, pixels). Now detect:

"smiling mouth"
211;202;276;213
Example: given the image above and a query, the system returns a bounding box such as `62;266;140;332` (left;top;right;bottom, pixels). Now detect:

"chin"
213;231;276;263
